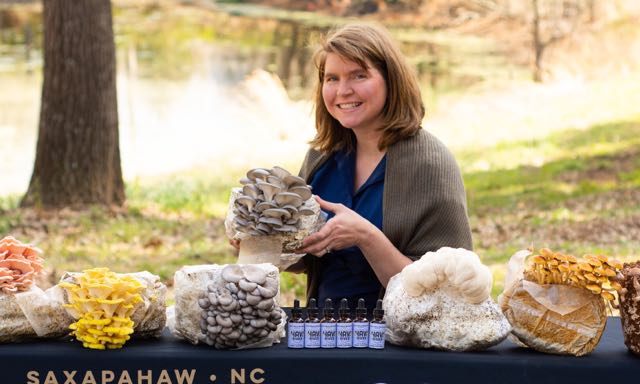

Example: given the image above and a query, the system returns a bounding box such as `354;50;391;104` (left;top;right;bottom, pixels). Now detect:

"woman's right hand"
229;239;240;250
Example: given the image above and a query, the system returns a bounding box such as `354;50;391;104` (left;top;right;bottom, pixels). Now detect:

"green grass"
461;120;640;213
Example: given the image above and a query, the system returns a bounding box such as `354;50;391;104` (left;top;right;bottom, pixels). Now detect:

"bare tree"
531;0;584;82
21;0;124;208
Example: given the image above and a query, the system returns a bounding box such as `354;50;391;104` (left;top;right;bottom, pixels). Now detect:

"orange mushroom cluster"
524;248;623;302
60;268;144;349
0;236;44;294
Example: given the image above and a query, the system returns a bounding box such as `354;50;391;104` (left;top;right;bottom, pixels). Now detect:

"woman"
292;22;473;310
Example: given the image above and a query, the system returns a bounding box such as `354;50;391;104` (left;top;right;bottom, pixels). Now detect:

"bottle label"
352;322;369;348
320;323;337;348
288;322;305;348
336;323;353;348
368;323;386;349
304;323;321;348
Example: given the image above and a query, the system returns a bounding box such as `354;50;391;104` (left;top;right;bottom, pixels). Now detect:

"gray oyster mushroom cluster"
233;167;314;235
197;264;282;349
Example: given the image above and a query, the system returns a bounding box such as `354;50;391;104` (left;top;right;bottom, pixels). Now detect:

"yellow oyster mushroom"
601;291;615;301
557;264;572;273
87;328;105;336
611;281;623;292
98;336;128;345
584;255;602;267
83;267;111;279
103;326;134;336
80;317;111;326
97;298;124;317
86;283;114;299
578;263;594;272
583;273;598;282
585;284;602;294
86;310;108;320
77;332;100;345
608;259;623;270
58;281;78;290
73;298;98;313
60;267;144;350
530;255;546;265
62;304;82;319
114;304;136;319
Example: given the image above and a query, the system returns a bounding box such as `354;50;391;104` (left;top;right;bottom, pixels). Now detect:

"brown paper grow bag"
501;279;606;356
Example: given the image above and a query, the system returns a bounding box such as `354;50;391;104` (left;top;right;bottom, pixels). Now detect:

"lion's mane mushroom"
384;247;510;351
401;247;492;304
231;167;314;236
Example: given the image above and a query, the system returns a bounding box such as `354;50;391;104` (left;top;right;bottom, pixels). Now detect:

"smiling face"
321;52;388;134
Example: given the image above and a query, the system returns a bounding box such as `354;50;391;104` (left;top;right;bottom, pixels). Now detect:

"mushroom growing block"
59;268;167;349
173;264;285;349
385;247;510;351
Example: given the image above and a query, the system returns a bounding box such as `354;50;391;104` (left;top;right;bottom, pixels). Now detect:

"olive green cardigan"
295;129;473;301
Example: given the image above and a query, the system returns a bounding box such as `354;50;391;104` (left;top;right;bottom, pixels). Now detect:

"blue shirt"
308;149;386;309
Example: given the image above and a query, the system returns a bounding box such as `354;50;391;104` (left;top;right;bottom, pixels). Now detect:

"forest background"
1;0;639;304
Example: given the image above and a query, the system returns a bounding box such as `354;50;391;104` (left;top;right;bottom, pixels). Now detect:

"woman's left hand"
298;195;372;257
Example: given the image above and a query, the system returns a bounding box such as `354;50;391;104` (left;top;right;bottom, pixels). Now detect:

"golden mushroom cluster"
60;268;144;349
524;248;623;302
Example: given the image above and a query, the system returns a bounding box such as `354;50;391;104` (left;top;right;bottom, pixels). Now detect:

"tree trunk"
587;0;597;23
21;0;124;208
532;0;544;82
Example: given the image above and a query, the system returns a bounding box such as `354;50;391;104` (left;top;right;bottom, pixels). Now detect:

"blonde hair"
310;22;425;153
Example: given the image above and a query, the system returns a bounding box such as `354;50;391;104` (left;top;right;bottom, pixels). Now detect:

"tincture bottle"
288;299;305;349
336;298;353;349
320;298;337;348
368;299;386;349
304;298;321;348
352;298;369;348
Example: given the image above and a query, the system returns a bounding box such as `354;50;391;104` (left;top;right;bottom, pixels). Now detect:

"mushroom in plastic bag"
172;263;285;349
0;236;71;343
58;268;167;349
224;166;326;270
499;248;621;356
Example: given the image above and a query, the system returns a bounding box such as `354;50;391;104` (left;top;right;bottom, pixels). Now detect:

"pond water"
0;4;483;195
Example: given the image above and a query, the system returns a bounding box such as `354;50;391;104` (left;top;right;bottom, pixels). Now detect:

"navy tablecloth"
1;317;638;384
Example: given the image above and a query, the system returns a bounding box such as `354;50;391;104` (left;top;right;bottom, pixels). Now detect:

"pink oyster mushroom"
0;236;44;294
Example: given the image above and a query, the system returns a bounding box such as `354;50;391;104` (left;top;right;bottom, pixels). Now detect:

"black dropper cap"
323;298;334;318
339;298;350;318
292;299;302;318
356;298;367;319
373;299;384;319
307;298;319;318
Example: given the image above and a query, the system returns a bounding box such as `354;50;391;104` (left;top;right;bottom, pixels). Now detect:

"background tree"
21;0;124;208
531;0;586;82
